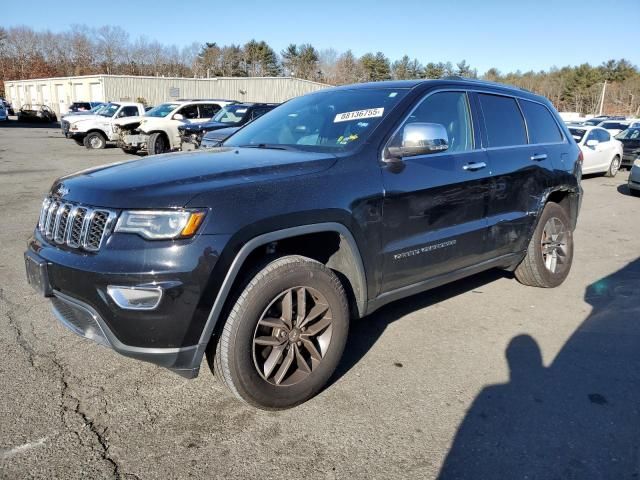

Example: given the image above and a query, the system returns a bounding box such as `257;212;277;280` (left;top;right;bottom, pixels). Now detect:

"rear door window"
178;104;199;119
597;129;610;142
118;106;139;118
478;94;527;147
199;104;221;118
519;100;563;144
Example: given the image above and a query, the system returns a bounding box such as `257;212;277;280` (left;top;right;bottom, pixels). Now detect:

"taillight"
577;150;583;166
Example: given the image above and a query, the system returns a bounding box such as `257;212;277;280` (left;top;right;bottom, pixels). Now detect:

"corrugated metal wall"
3;75;330;116
102;76;329;105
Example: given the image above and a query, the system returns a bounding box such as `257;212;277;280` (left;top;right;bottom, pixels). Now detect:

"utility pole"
598;80;607;116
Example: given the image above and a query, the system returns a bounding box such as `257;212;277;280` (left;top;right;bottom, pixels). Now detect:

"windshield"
212;105;251;124
583;119;601;126
145;103;179;118
569;128;586;143
98;103;120;117
616;128;640;140
225;88;408;152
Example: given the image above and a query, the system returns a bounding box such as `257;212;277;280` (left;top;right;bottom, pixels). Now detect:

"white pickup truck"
66;102;146;149
114;100;236;155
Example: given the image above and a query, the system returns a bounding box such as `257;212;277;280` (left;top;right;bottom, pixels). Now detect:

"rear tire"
605;155;621;177
147;132;169;155
83;131;106;150
515;202;573;288
211;255;349;410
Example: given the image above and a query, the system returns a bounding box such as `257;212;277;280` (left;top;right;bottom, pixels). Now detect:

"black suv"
178;103;279;149
25;79;582;409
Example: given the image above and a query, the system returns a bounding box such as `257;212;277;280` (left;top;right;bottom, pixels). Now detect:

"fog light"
107;285;163;310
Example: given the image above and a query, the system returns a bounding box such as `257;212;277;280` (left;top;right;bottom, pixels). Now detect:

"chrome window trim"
381;86;569;163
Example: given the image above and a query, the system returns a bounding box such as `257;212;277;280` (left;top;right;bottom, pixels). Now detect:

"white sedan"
569;126;623;176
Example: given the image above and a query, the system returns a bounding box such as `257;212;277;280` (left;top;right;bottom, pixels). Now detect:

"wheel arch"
196;223;367;352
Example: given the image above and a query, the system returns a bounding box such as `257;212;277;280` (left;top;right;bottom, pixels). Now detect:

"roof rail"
441;76;532;93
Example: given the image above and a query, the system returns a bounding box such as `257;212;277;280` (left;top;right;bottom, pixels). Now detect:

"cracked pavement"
1;123;639;479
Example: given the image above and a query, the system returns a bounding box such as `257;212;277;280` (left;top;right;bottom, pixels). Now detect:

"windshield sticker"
334;108;384;123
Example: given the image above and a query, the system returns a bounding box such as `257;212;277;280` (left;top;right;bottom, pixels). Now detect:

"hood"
181;121;235;134
114;115;145;127
67;114;105;124
51;147;338;208
203;126;241;142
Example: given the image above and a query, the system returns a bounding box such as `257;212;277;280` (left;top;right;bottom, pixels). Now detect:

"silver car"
629;159;640;196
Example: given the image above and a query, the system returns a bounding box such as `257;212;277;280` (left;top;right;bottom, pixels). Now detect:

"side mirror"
586;139;599;147
173;113;184;121
386;122;449;160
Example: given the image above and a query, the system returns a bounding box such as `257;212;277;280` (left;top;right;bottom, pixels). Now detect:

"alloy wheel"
252;286;333;386
541;217;568;273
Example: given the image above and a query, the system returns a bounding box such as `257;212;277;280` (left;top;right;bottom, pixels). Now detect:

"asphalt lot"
1;121;639;479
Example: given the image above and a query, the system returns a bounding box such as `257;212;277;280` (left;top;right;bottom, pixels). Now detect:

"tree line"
1;25;639;115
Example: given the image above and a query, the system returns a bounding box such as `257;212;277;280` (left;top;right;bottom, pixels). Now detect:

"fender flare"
192;222;368;362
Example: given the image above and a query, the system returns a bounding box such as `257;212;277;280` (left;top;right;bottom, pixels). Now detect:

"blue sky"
6;0;639;74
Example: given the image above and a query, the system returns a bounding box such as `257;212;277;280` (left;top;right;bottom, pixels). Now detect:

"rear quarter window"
519;100;563;144
478;93;527;147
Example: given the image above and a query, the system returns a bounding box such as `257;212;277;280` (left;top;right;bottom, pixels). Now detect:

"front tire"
515;202;574;288
147;132;169;155
605;155;621;177
83;131;106;150
211;255;349;410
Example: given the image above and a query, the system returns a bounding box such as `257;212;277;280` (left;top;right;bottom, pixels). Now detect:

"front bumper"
629;164;640;191
51;290;202;377
622;152;639;168
27;229;231;377
179;131;203;150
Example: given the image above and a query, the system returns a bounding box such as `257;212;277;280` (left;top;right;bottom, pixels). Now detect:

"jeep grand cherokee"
25;79;582;409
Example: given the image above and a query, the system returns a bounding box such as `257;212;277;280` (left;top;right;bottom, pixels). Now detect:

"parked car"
66;102;145;149
1;98;15;116
629;159;640;196
115;100;237;155
25;79;582;409
178;103;279;149
569;126;623;176
68;101;104;114
615;127;640;169
61;102;106;119
597;120;630;136
199;126;243;149
17;104;57;123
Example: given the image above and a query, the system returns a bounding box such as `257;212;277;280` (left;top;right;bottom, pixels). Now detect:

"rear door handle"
531;153;548;162
462;161;487;171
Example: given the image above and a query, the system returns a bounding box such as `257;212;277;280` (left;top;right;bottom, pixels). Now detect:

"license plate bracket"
24;251;53;297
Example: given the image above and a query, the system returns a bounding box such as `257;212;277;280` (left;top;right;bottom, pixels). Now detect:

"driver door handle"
531;153;547;162
463;161;487;171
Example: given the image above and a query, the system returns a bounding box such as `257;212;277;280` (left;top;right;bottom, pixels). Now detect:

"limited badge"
334;108;384;123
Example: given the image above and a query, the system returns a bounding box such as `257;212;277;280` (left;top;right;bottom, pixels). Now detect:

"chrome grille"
38;197;117;252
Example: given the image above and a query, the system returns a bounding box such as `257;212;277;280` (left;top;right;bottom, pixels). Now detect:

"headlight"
115;210;205;240
634;158;640;167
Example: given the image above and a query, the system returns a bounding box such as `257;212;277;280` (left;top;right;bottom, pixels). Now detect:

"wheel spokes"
253;285;334;386
274;346;295;385
281;290;293;329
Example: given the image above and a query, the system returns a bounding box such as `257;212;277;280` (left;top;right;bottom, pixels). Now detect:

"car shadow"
0;119;59;129
329;268;509;387
438;258;640;479
617;184;636;197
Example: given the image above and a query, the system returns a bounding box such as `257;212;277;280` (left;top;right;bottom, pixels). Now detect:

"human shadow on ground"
438;258;640;479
